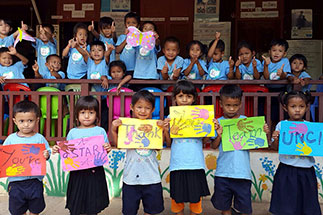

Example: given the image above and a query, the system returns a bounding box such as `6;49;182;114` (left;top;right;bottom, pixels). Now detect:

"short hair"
237;40;254;54
209;39;225;52
0;19;13;28
186;40;207;59
124;12;140;25
289;54;308;68
73;22;88;36
99;16;114;29
269;39;289;52
75;96;100;125
219;85;243;100
46;54;61;63
163;36;180;48
13;100;41;118
42;23;54;34
0;47;9;54
172;80;197;104
131;90;155;109
90;40;105;51
109;60;126;76
141;21;157;31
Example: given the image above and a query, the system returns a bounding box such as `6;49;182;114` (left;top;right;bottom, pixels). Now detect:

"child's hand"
88;21;95;32
263;123;270;134
105;43;115;54
43;150;50;160
21;21;28;32
272;130;280;141
68;38;77;48
190;57;198;64
101;78;109;89
300;78;306;86
7;46;17;55
32;60;39;72
52;145;60;154
157;118;170;130
229;56;234;68
153;31;159;40
161;62;168;75
111;22;116;33
124;28;129;35
293;77;301;84
0;76;6;84
116;84;122;95
277;64;284;77
173;64;181;80
235;56;241;67
215;31;221;40
112;119;122;132
262;55;271;65
252;56;257;68
103;143;112;153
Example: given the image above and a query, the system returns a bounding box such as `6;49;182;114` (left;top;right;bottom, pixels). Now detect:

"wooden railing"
1;79;323;144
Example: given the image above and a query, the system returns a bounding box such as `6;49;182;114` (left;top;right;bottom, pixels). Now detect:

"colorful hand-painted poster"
57;135;108;172
221;116;268;151
169;105;215;138
0;144;46;177
279;121;323;156
117;117;163;149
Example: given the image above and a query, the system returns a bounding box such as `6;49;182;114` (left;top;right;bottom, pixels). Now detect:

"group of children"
3;80;321;215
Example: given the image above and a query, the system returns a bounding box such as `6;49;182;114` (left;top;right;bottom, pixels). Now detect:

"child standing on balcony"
270;91;321;215
108;60;132;92
287;54;311;92
52;96;111;215
210;85;269;215
0;19;28;48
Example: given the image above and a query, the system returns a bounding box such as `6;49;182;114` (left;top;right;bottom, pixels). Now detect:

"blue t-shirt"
206;60;230;80
86;58;110;92
0;34;14;48
133;45;160;79
32;38;57;77
236;59;263;80
99;35;116;62
42;68;66;90
3;132;51;182
0;61;26;79
286;71;312;92
264;57;291;80
275;121;315;168
157;56;184;80
66;126;108;143
181;58;207;80
66;45;90;79
214;115;252;180
116;34;136;71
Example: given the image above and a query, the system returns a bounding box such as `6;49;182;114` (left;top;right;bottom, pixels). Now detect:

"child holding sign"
52;96;111;215
111;90;169;215
3;100;51;215
210;85;269;215
270;91;321;215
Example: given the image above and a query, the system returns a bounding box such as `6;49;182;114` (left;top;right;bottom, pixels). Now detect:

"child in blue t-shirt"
235;40;263;80
88;17;117;62
0;19;28;48
182;40;207;80
287;54;311;92
3;100;51;215
206;32;234;80
62;23;90;79
210;85;269;215
115;12;140;77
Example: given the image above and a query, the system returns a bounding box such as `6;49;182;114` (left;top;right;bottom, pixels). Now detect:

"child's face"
284;97;307;121
238;47;254;65
212;48;224;62
0;20;11;36
189;44;202;59
130;98;155;120
101;25;113;38
78;109;97;128
0;52;13;67
75;28;88;45
163;42;179;61
90;45;104;61
125;17;139;28
39;27;52;42
175;91;195;106
110;66;124;80
46;56;61;72
13;112;39;136
220;96;242;118
142;23;155;32
269;45;286;63
291;59;305;73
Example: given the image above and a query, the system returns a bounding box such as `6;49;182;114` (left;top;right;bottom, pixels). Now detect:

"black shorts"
211;176;252;214
8;179;45;215
122;182;164;215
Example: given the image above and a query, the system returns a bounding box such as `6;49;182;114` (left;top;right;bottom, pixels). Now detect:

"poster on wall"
195;0;219;22
101;0;130;12
291;9;312;39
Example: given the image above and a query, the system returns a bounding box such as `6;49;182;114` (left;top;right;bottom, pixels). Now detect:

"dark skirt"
66;166;109;215
170;169;210;203
269;163;321;215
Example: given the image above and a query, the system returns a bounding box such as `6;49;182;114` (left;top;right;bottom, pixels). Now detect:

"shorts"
171;198;202;214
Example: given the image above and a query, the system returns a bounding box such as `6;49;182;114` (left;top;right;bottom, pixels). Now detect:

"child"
52;96;111;215
0;46;28;84
206;32;234;80
0;19;28;48
210;84;269;215
164;80;211;215
235;40;263;80
88;16;117;62
287;54;311;92
108;60;131;93
182;40;207;80
62;23;89;79
3;100;51;215
270;91;321;215
111;90;167;215
115;12;140;76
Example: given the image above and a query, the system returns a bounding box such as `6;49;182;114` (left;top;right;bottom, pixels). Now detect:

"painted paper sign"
126;26;155;51
118;118;163;149
221;116;268;151
169;105;215;138
57;135;108;172
0;144;46;177
279;121;323;156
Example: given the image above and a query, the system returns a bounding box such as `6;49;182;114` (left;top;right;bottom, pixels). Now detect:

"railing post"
80;83;90;96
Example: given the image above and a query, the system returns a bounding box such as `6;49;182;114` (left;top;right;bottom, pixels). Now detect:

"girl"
165;80;210;215
181;40;207;80
270;91;321;215
108;60;132;93
235;41;263;80
62;23;90;79
52;96;111;215
287;54;311;92
111;90;168;215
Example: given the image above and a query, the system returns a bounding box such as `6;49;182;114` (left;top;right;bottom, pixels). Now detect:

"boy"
88;17;117;62
3;100;51;215
0;19;28;48
287;54;311;92
207;32;234;80
210;85;269;215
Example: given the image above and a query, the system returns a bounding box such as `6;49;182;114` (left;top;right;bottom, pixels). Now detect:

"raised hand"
229;56;234;68
252;56;257;68
237;118;254;133
7;46;17;55
94;151;108;166
277;64;284;77
21;145;40;155
229;134;245;150
161;62;168;76
111;21;116;33
262;55;271;66
6;164;25;176
191;107;209;120
289;122;308;135
21;21;28;32
235;56;241;67
106;43;115;53
68;38;77;48
215;31;221;40
173;64;181;79
88;21;95;32
32;60;39;72
296;141;312;155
